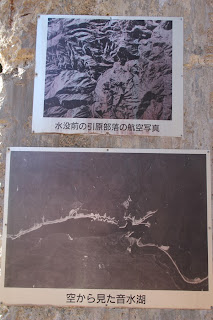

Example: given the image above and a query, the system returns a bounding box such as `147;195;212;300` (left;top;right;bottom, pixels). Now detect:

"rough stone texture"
0;0;213;318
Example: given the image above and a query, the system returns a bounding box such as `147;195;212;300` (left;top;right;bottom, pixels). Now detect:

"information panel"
32;15;183;136
0;148;212;308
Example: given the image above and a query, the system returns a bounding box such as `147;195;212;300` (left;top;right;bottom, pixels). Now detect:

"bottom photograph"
0;147;212;308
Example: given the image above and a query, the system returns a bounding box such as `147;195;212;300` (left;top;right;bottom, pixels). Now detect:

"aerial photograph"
5;150;208;290
44;18;173;120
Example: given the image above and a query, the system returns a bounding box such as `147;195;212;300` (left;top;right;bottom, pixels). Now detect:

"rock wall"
0;0;213;319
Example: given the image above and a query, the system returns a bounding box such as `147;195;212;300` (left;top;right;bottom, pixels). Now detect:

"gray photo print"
5;151;208;290
44;18;172;120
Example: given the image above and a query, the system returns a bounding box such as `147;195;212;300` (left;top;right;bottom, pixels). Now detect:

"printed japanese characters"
66;293;146;306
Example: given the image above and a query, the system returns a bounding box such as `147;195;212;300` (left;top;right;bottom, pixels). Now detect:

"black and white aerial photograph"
3;149;209;291
44;17;173;120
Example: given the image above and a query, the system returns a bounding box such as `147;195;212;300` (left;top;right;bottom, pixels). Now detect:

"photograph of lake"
4;149;209;290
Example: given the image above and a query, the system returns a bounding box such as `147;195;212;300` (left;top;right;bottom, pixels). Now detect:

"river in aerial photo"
4;150;209;290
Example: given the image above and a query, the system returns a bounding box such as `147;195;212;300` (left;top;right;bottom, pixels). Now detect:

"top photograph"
32;15;183;136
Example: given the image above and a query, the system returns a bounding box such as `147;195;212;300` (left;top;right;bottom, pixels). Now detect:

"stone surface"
0;0;213;318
